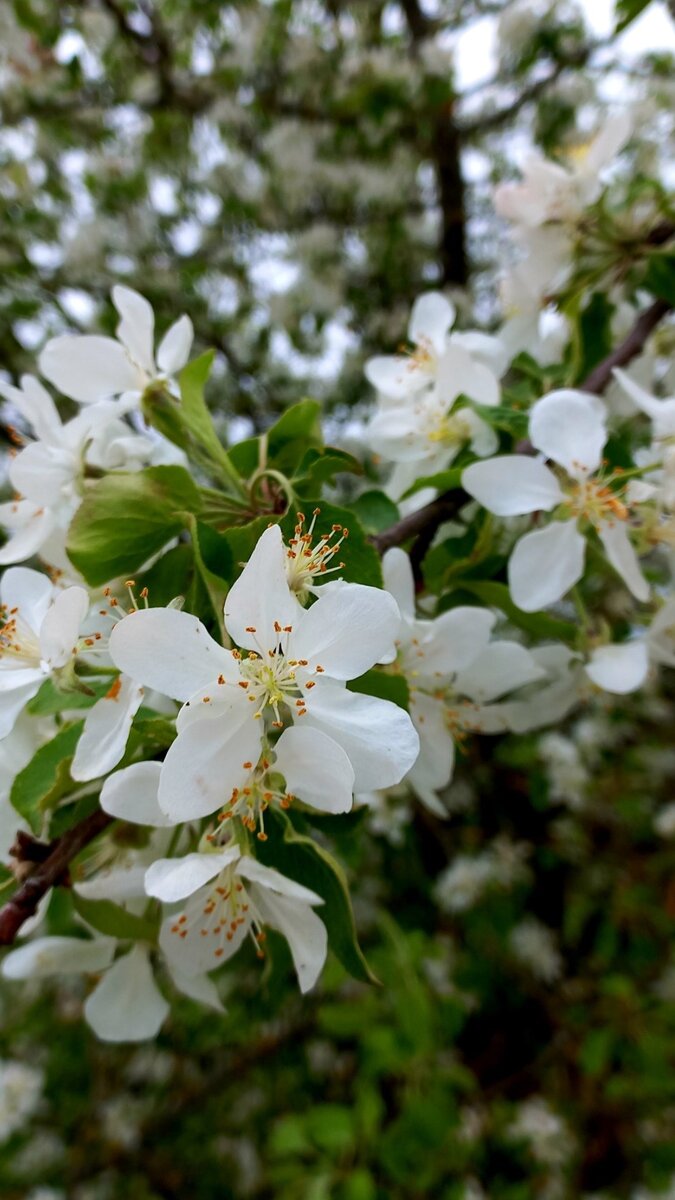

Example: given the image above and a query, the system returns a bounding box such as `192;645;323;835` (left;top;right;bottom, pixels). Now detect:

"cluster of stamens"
0;603;41;666
562;464;629;528
285;510;348;599
168;867;266;961
232;621;323;728
208;755;294;842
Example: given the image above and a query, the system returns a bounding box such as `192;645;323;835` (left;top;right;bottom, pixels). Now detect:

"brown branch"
580;298;671;395
371;488;466;556
0;809;112;946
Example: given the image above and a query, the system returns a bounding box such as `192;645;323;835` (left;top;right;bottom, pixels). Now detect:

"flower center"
0;605;42;668
426;409;471;448
563;476;628;528
285;510;348;601
168;865;266;962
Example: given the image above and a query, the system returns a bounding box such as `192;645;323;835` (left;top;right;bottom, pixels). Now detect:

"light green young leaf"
73;894;158;943
10;722;85;834
66;465;202;586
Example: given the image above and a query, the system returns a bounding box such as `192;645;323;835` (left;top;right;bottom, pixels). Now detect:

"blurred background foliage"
1;0;675;1197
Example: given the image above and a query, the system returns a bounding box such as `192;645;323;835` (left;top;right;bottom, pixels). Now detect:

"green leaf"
280;499;383;588
139;543;195;608
472;404;529;437
644;250;675;307
230;399;324;479
457;579;577;642
27;677;111;716
73;894;158;942
615;0;652;33
401;467;464;500
67;466;202;586
575;292;615;382
294;446;363;493
348;490;400;534
256;808;378;985
348;669;409;711
10;722;85;834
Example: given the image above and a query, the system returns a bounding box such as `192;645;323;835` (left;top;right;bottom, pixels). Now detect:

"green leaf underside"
73;894;158;942
66;465;202;586
10;722;85;834
256;808;378;985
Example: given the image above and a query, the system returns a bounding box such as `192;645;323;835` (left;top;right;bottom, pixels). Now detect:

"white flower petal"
0;675;45;739
224;525;300;653
84;946;169;1042
585;642;649;694
112;285;156;375
250;885;327;993
1;566;54;632
2;936;115;979
9;442;75;508
75;864;148;903
365;355;429;400
100;761;175;826
70;675;144;781
159;885;251;976
303;680;419;791
409;292;455;355
382;548;415;619
436;344;500;407
39;586;89;669
508;519;586;611
455;641;545;703
158;699;260;821
39;335;141;403
157;315;193;374
0;503;56;565
289;584;399;680
145;846;241;903
273;725;354;814
237;857;323;905
418;606;497;676
409;691;454;790
529;390;607;478
462;457;563;516
597;521;650;602
169;966;225;1011
0;375;62;442
109;607;235;702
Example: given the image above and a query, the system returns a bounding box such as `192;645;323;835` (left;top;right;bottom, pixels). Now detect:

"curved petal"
0;676;44;739
0;503;56;565
409;292;455;355
157;315;193;374
364;355;429;400
39;585;89;668
169;965;225;1012
39;335;141;403
159;885;250;975
289;584;400;680
436;344;500;407
455;641;545;703
585;642;649;694
1;935;115;979
597;521;649;602
109;607;235;701
158;706;261;821
417;606;496;677
508;519;586;612
529;390;607;478
9;442;75;508
302;680;419;791
100;761;174;826
237;857;323;905
112;285;155;374
84;946;169;1042
462;457;563;516
224;525;300;653
1;566;54;632
382;548;415;619
71;675;145;781
145;846;241;903
250;885;327;994
273;725;354;814
409;691;454;791
0;375;62;442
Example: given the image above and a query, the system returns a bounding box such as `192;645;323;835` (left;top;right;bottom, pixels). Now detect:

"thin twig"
0;810;112;945
580;298;671;395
